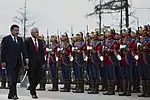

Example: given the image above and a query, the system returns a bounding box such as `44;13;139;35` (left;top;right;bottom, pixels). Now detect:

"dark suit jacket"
24;37;45;69
1;35;28;68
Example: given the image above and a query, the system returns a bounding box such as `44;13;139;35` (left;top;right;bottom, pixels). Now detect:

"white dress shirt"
11;34;18;43
31;37;39;48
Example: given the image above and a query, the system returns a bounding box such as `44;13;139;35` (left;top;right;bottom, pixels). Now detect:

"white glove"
84;56;88;61
102;46;107;49
137;43;142;48
57;48;63;51
56;57;59;61
70;56;74;61
25;58;29;65
46;71;49;74
72;47;75;51
117;55;122;61
72;47;78;51
57;48;60;51
44;56;47;60
120;45;126;49
99;56;104;61
134;55;139;60
46;48;52;52
87;46;92;50
2;67;6;69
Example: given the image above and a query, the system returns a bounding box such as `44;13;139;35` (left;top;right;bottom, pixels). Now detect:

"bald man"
24;27;45;99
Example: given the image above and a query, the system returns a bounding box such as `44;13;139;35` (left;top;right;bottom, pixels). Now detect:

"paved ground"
0;84;150;100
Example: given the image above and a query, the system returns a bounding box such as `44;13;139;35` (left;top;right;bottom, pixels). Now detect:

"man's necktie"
34;39;38;52
14;37;17;43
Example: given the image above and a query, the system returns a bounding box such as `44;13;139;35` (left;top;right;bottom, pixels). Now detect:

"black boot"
72;79;78;90
0;76;6;89
144;80;150;97
49;79;59;91
85;83;92;91
116;78;123;92
119;79;127;96
103;80;112;95
138;80;146;97
73;80;84;93
109;80;115;95
99;78;107;91
60;80;70;92
126;81;131;96
88;79;97;94
132;79;140;93
36;83;46;91
88;79;99;94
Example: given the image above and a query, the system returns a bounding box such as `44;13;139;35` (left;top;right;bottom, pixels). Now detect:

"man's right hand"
1;62;6;68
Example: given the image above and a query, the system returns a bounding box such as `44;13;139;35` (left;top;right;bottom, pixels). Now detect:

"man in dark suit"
1;24;28;99
25;27;45;99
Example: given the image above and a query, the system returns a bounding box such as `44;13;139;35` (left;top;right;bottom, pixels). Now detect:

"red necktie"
34;39;38;52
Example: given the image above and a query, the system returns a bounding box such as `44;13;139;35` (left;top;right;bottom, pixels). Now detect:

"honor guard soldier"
59;33;73;92
103;30;119;95
137;26;150;97
0;44;8;89
114;33;123;92
99;34;108;91
119;28;135;96
85;33;93;91
130;31;140;93
87;32;102;94
72;32;87;93
47;35;59;91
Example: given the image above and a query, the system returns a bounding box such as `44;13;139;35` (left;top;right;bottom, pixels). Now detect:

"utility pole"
125;0;129;28
86;25;89;33
14;0;36;40
23;0;27;40
99;0;102;35
120;0;123;34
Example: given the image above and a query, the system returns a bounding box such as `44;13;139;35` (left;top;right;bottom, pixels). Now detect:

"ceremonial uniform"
99;39;108;91
0;44;7;89
103;36;117;95
48;39;59;91
114;36;123;92
85;34;93;91
131;36;140;93
138;34;150;97
72;37;87;93
119;36;135;96
88;35;102;94
59;36;73;92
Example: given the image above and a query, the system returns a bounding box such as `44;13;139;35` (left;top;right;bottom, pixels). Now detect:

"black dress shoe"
60;88;70;92
138;93;146;97
32;95;38;99
8;95;19;99
48;88;59;91
36;88;46;91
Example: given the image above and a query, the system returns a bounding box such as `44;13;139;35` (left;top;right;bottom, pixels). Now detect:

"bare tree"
14;0;36;40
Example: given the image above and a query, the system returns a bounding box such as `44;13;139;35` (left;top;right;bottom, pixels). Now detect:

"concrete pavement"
0;84;149;100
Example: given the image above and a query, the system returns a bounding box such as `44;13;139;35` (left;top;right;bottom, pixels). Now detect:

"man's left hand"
25;58;29;65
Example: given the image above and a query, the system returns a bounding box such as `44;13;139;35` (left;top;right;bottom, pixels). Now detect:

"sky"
0;0;150;37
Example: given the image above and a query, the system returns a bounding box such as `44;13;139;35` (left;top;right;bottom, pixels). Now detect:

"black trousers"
28;61;42;95
7;64;20;96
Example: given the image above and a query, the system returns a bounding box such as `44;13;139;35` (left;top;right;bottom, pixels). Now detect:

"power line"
131;7;150;10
